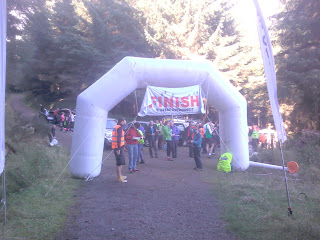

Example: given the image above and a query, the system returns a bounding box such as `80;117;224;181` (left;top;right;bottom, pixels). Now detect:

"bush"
0;101;79;239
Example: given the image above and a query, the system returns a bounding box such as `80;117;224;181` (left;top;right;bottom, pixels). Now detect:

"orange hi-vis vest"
199;127;205;138
112;125;125;149
252;125;259;132
259;134;267;143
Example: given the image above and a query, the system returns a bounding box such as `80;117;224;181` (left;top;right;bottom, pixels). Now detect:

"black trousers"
148;138;158;157
252;139;259;152
172;140;178;158
193;146;202;169
202;138;207;153
166;140;173;157
189;142;194;157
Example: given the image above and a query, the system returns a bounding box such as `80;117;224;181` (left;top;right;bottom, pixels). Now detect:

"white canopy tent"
70;57;249;178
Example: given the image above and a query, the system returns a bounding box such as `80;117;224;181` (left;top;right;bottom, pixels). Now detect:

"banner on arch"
138;85;206;116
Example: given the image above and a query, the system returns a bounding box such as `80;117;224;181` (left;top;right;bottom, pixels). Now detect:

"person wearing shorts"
204;121;215;158
112;118;127;183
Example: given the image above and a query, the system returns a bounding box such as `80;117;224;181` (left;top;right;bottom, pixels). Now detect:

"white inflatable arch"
70;57;249;178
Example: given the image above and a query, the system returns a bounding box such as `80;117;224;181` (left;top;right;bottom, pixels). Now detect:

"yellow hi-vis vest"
251;131;259;139
217;152;232;173
137;129;144;144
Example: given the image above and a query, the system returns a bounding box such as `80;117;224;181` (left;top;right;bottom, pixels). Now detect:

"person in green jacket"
156;120;164;150
163;120;173;161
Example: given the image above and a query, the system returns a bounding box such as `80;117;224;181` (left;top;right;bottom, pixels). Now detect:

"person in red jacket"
125;121;142;173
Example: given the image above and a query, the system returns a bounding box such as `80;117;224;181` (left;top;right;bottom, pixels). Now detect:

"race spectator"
192;126;203;171
48;124;56;143
163;120;173;161
70;112;75;131
125;121;142;173
249;125;260;152
186;122;196;158
171;121;180;158
146;121;158;158
53;108;59;124
199;123;207;154
60;112;65;131
135;122;145;164
157;120;164;149
204;121;215;158
214;121;220;148
112;118;127;183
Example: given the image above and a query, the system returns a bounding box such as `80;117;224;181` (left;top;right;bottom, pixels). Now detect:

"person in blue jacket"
170;121;180;158
192;125;203;171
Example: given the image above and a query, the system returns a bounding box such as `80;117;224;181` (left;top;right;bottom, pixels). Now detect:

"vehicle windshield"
106;119;117;129
175;123;185;131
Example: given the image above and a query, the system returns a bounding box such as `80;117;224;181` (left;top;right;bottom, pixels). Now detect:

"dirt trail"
56;150;236;240
9;94;73;150
9;94;237;240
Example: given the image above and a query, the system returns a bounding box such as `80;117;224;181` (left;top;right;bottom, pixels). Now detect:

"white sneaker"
118;178;127;183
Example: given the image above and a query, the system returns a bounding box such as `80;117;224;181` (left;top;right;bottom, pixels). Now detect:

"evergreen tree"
274;0;320;130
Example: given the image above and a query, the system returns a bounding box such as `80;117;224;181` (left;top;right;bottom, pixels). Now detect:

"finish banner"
138;85;206;116
253;0;287;143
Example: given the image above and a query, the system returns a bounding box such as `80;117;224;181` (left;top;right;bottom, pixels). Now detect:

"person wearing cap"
111;118;127;183
125;120;142;173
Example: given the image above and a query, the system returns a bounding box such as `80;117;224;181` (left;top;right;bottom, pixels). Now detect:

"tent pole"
279;141;292;216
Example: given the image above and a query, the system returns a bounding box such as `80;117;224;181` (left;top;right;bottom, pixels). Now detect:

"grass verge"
0;101;80;240
211;145;320;240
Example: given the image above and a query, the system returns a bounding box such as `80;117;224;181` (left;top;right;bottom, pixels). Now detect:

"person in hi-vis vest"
250;125;260;152
112;118;127;183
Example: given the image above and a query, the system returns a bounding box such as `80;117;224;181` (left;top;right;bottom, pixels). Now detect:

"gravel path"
9;94;237;240
56;148;236;240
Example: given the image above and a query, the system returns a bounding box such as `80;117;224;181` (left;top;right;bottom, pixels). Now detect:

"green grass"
0;102;80;240
211;145;320;240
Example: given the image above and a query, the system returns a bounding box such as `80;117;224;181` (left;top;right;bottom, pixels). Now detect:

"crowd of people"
40;104;76;146
248;124;277;153
112;117;220;183
40;104;75;132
